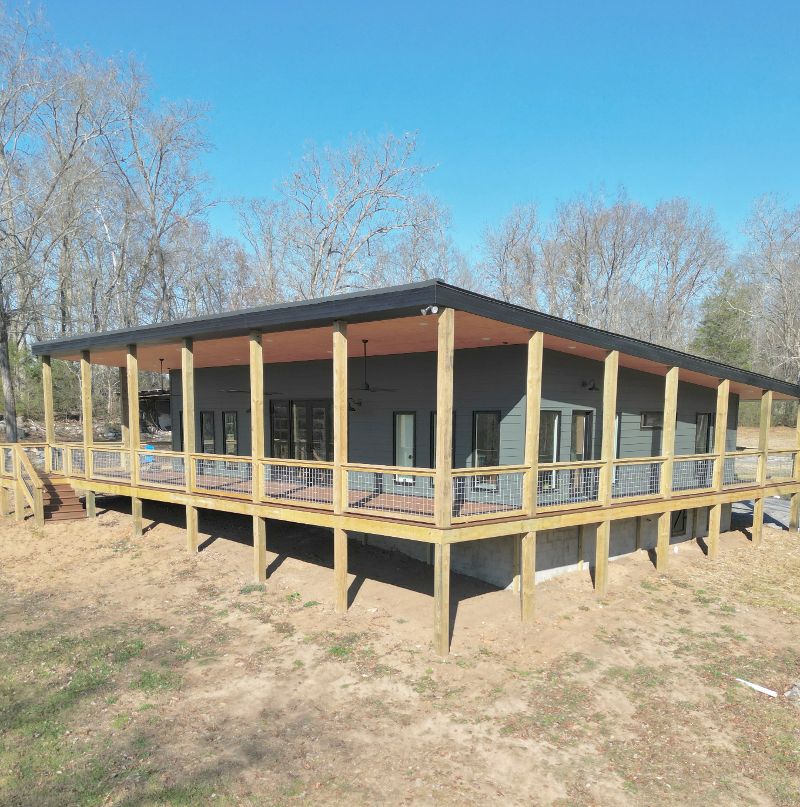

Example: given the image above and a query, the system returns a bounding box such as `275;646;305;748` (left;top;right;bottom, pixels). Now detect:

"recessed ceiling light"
481;336;492;342
566;345;577;350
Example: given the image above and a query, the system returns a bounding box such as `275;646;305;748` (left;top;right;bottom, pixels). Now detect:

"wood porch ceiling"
53;311;780;401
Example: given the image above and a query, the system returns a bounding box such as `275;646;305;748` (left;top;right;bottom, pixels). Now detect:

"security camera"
420;305;440;316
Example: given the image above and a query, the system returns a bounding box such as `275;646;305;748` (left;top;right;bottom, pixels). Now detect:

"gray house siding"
169;344;739;463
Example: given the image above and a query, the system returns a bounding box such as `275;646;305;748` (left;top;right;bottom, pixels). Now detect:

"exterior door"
696;413;714;454
394;412;416;484
570;411;593;461
270;400;332;461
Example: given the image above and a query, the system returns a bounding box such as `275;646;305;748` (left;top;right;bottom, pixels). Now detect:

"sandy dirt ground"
737;425;797;450
1;499;799;806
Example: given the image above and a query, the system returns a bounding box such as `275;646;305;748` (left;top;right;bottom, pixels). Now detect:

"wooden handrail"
344;462;435;475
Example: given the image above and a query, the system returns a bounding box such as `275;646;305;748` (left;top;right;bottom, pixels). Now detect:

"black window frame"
471;409;502;469
222;410;239;456
570;410;594;462
640;411;664;430
199;410;216;454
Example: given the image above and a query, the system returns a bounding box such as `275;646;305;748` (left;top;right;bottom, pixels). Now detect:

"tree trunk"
0;316;18;443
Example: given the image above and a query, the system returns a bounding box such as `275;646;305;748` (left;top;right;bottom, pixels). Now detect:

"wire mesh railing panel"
346;469;435;520
452;470;525;518
723;454;757;487
262;462;334;507
23;446;45;471
536;466;600;509
50;445;64;473
90;449;131;482
671;458;714;492
69;447;86;476
138;451;185;489
193;457;252;498
612;461;661;499
19;462;33;500
766;452;796;481
1;446;13;476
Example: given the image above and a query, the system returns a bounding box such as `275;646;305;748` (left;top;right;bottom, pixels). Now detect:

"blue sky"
37;0;800;255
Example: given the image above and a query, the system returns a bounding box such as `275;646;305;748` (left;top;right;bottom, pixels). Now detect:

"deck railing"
0;441;797;525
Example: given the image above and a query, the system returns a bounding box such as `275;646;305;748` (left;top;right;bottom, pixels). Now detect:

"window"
472;411;500;468
539;411;560;464
223;411;238;455
695;413;714;454
200;411;215;454
571;411;593;461
641;411;663;429
270;400;332;461
394;412;416;484
671;509;687;537
429;412;457;468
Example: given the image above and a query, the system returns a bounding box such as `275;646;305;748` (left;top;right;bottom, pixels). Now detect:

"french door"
270;400;333;461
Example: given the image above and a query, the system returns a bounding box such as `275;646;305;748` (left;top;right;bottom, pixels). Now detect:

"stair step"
44;503;86;514
44;511;87;521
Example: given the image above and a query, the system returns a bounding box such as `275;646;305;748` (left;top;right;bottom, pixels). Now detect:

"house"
7;280;799;654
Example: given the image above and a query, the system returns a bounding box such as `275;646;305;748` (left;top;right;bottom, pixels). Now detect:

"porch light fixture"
420;305;439;316
582;379;599;392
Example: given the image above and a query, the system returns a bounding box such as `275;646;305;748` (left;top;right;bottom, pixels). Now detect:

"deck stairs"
40;474;86;521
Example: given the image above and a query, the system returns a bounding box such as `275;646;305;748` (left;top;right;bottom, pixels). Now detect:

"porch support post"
0;484;9;516
520;529;536;623
253;515;267;583
249;331;264;504
332;321;348;514
181;338;195;496
435;308;455;528
127;345;141;536
42;355;55;471
791;399;800;532
708;379;730;558
334;527;348;613
512;534;521;594
119;367;129;449
599;351;619;507
594;520;610;598
753;389;772;546
660;367;679;499
433;542;450;656
656;512;670;572
523;331;543;515
80;351;95;517
186;504;199;552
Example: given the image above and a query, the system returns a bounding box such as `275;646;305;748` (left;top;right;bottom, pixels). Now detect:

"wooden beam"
433;543;451;656
752;497;764;545
131;496;143;538
520;529;536;622
41;355;55;456
332;322;348;514
594;520;610;597
660;367;679;498
512;534;521;594
599;352;620;507
119;366;129;449
435;308;455;528
712;379;730;491
127;346;140;485
792;400;800;531
708;503;721;558
577;524;585;569
656;511;670;572
253;515;267;583
334;526;348;613
80;350;93;466
181;338;195;494
753;389;772;546
523;331;543;514
250;331;264;504
186;504;199;552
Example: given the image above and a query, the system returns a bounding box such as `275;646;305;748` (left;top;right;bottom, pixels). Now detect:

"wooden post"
131;497;142;539
435;308;455;528
708;504;721;558
80;350;95;517
433;542;450;656
791;399;800;532
712;379;730;491
253;515;267;583
520;529;536;622
181;338;195;495
332;322;348;514
512;534;521;594
127;346;141;532
594;520;610;597
186;504;199;552
599;351;619;507
42;355;55;472
656;511;670;572
523;331;543;515
334;526;348;613
660;367;679;499
119;366;129;449
753;389;772;545
577;524;585;569
250;331;264;504
0;485;8;516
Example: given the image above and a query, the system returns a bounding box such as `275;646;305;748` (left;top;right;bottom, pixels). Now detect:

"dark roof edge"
31;278;800;397
432;282;800;398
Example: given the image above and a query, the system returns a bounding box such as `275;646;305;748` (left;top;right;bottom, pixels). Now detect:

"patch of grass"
303;600;320;608
131;669;182;693
112;638;144;663
239;583;266;595
286;591;302;604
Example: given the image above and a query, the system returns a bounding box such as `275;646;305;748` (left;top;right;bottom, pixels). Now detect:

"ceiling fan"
351;339;398;393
